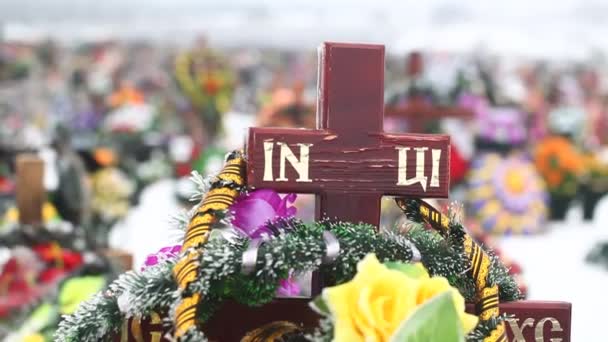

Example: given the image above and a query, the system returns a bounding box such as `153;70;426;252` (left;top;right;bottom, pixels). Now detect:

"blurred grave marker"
16;154;44;226
385;51;473;133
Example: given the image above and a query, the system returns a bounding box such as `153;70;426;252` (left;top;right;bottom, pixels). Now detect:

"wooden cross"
385;99;474;132
247;42;451;227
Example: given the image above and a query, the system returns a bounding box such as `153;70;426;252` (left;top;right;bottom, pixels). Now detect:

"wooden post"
15;154;45;226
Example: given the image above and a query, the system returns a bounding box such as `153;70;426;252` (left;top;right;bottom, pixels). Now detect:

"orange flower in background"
93;148;117;167
546;171;563;188
201;75;223;95
108;84;144;107
534;136;583;193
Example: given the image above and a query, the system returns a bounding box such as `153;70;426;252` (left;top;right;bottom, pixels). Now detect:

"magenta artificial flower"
141;244;182;271
229;189;297;238
229;189;300;296
276;273;301;297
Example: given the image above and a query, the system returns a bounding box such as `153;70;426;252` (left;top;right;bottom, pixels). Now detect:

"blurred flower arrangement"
534;136;584;219
89;165;135;248
90;168;135;223
582;151;608;190
579;149;608;220
467;153;548;235
0;44;33;82
534;136;583;195
174;49;235;138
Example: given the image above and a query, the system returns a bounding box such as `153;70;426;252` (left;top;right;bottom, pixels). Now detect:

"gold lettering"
430;149;441;187
276;142;313;182
396;147;429;191
508;317;535;342
507;317;564;342
263;141;275;181
535;317;563;342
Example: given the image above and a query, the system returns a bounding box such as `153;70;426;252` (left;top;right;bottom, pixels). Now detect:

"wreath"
56;151;519;342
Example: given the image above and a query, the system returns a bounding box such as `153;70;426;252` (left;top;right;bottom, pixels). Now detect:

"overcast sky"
2;0;608;58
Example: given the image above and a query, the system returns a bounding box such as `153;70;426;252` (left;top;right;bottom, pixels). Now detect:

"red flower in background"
32;243;83;283
450;145;469;186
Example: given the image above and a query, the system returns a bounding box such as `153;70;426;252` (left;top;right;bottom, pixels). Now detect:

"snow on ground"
498;198;608;342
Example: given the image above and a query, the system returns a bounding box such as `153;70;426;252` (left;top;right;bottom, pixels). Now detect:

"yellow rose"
323;254;478;342
323;254;419;342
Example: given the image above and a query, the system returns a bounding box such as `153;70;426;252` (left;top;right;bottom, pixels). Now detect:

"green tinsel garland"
55;216;518;342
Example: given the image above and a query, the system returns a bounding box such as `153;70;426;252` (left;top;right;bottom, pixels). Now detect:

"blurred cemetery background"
1;1;607;340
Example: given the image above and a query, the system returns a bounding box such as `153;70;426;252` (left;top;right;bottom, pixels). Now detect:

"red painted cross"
385;98;474;133
247;42;451;227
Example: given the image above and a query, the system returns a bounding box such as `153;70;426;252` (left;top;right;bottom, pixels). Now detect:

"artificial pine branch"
487;249;522;301
55;292;122;342
466;313;512;342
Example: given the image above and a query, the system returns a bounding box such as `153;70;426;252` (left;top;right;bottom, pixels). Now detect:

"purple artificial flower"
141;244;182;271
229;189;300;296
229;189;297;238
276;272;301;297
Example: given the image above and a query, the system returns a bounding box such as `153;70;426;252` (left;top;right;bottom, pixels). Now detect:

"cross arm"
247;127;451;198
385;98;474;120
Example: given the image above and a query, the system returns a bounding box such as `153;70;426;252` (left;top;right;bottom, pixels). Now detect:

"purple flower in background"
229;189;297;238
141;244;181;271
73;109;102;131
458;93;488;117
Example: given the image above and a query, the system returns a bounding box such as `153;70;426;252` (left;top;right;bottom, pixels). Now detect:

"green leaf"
389;291;464;342
309;294;331;316
385;262;428;279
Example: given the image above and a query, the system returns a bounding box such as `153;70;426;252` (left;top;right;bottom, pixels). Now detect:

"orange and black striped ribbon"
172;152;245;339
395;198;507;342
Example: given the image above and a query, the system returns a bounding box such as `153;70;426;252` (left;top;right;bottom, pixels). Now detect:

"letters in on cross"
262;140;443;192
